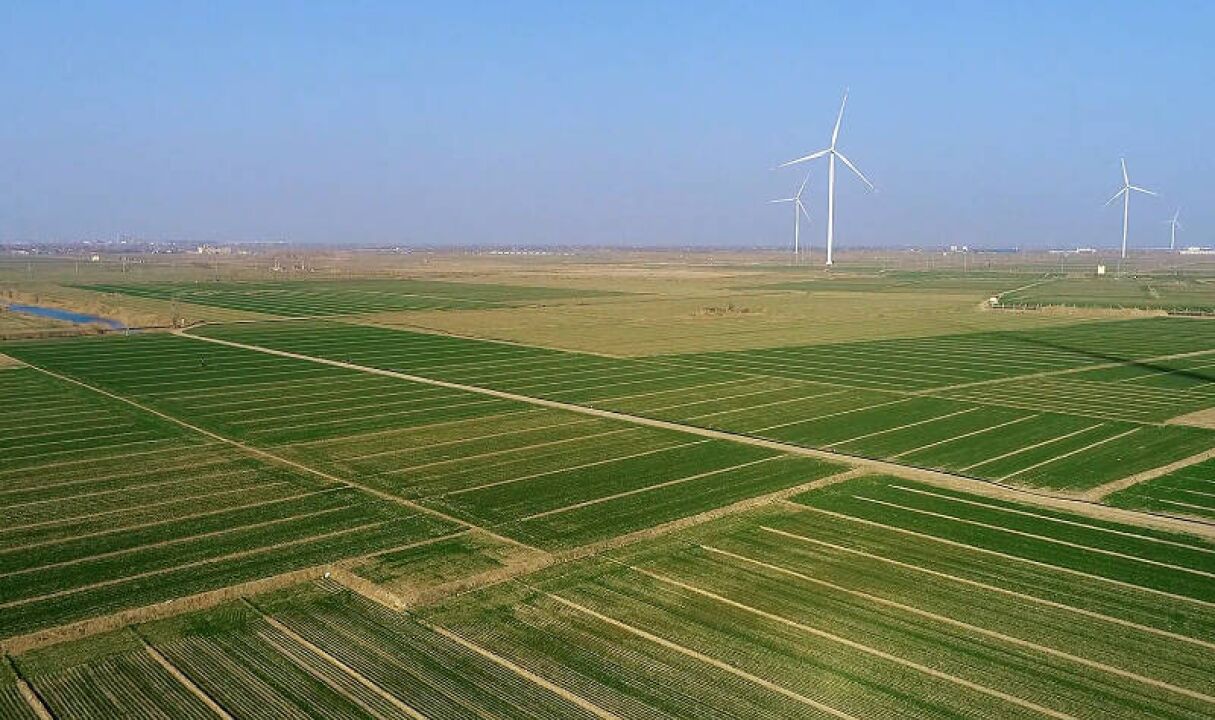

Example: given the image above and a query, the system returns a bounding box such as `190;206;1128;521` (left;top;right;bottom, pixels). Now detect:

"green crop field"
0;660;37;720
0;367;459;638
2;259;1212;718
1001;276;1215;312
12;475;1211;719
14;583;617;718
1105;458;1215;519
75;278;619;317
419;474;1215;719
189;317;1215;493
2;333;845;553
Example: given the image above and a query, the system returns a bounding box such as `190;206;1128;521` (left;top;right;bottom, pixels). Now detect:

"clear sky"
1;1;1211;249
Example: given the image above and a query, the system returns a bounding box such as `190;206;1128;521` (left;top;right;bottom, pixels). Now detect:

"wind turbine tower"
770;172;812;261
1166;209;1182;251
780;90;874;266
1104;158;1157;260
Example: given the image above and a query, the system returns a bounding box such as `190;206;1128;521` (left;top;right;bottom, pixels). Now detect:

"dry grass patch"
5;283;272;327
1167;407;1215;429
362;290;1104;356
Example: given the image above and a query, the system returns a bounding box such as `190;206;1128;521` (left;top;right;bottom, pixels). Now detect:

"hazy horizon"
2;2;1210;250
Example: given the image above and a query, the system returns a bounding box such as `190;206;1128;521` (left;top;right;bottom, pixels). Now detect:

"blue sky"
1;2;1211;249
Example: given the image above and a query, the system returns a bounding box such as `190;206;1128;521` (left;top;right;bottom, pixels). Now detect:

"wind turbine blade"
769;198;795;203
796;172;810;198
1121;158;1129;186
1104;187;1127;206
778;148;830;167
831;89;848;148
1128;185;1157;196
835;151;875;191
798;200;812;222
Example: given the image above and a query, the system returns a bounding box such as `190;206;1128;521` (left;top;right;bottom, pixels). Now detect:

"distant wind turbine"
1104;158;1157;259
770;172;812;261
1165;209;1182;251
780;89;874;266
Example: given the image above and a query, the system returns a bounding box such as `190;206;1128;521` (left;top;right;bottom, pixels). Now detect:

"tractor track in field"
176;328;1215;541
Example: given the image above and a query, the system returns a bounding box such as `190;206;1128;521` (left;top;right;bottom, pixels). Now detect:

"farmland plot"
77;278;616;317
0;367;189;473
4;333;848;551
252;582;610;718
0;660;38;719
1106;458;1215;520
665;317;1215;390
190;319;743;406
14;581;626;719
14;631;217;719
2;333;522;446
425;474;1215;719
1000;276;1215;312
937;375;1214;422
1070;352;1215;390
281;413;843;550
0;365;460;639
190;319;1215;492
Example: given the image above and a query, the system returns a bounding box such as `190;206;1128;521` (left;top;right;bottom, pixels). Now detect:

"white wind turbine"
770;172;812;261
1165;209;1182;251
1104;158;1157;259
780;90;874;266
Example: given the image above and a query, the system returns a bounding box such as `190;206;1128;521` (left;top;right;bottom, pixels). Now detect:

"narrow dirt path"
0;566;331;655
997;277;1058;300
177;330;1215;540
142;643;234;719
0;519;394;612
353;466;867;612
1081;447;1215;501
16;680;53;720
